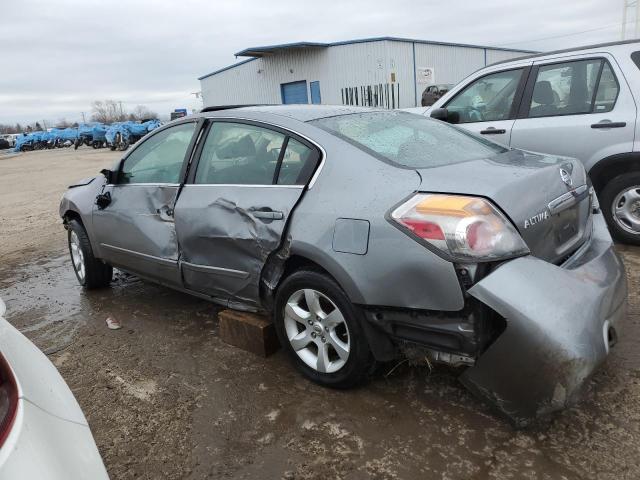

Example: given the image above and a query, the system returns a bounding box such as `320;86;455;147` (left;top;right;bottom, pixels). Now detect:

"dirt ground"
1;148;640;479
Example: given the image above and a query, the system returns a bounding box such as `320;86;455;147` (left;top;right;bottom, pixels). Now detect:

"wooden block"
218;310;280;357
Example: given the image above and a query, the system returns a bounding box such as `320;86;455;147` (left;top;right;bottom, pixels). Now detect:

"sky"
0;0;628;126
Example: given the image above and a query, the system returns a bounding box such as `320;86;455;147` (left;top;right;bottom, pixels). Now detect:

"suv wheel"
601;172;640;245
274;270;374;388
67;219;113;288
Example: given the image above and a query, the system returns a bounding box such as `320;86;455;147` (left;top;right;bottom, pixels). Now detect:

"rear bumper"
462;212;627;426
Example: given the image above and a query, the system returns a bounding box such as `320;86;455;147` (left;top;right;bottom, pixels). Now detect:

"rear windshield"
310;111;507;168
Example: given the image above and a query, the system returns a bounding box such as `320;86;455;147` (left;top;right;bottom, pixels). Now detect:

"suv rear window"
310;111;506;169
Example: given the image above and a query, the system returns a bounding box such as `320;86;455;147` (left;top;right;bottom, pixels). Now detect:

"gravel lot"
1;148;640;479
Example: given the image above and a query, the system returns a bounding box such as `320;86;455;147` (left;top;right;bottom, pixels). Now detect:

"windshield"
311;111;507;169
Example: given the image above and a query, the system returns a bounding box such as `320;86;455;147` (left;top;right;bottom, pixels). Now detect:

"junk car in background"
418;39;640;245
75;123;108;150
106;119;161;151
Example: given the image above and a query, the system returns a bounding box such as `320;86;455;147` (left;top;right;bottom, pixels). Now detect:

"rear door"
174;120;320;307
441;66;530;146
510;54;636;169
92;121;199;286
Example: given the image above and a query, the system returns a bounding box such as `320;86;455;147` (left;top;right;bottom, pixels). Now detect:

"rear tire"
67;219;112;289
600;172;640;245
274;269;375;389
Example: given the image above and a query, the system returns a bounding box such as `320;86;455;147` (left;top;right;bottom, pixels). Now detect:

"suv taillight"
0;354;18;449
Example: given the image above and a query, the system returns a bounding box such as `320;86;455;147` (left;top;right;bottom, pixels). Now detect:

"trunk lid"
416;150;592;264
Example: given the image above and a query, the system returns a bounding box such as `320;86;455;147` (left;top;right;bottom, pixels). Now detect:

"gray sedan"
59;106;627;426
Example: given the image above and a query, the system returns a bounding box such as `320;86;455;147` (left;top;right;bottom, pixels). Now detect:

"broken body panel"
463;213;626;425
59;106;628;425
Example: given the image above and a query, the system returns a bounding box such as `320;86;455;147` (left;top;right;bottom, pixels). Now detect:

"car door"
92;121;199;286
173;119;321;308
509;54;636;169
439;66;530;146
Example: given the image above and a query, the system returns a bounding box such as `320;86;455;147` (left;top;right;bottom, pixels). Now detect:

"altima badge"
560;168;573;187
524;210;549;229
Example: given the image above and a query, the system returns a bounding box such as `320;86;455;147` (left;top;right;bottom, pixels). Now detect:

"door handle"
252;210;284;220
480;127;506;135
591;121;626;129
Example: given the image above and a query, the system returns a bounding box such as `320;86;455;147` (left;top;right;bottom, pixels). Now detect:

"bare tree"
131;105;158;121
91;100;127;123
55;118;71;128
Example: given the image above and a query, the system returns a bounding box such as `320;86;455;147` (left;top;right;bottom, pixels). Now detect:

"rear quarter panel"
286;125;465;312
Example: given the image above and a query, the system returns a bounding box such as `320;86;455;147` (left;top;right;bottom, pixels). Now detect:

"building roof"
234;36;536;57
199;36;536;80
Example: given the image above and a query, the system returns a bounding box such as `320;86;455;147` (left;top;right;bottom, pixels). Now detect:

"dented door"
92;122;198;286
174;120;320;308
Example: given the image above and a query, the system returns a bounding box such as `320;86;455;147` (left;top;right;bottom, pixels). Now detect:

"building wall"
200;40;528;109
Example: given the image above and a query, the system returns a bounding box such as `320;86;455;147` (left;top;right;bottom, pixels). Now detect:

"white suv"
419;39;640;244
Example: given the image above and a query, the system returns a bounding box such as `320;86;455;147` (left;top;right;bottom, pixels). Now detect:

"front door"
174;120;320;308
442;66;529;146
92;121;198;286
509;55;636;169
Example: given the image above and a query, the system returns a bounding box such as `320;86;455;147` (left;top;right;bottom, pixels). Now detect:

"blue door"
310;81;321;104
281;81;308;104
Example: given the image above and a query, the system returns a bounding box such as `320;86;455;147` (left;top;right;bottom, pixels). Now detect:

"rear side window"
276;138;317;185
311;111;507;169
527;59;618;118
195;123;286;185
631;51;640;70
594;62;619;113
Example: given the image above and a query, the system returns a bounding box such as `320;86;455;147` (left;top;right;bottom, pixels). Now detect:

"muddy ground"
1;148;640;479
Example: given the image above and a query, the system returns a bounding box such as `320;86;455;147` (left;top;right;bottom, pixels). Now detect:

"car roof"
487;38;640;68
198;104;388;122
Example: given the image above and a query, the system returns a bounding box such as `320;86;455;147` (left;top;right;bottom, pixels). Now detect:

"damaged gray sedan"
59;106;627;425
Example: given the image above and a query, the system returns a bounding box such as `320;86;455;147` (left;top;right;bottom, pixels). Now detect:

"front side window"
445;69;524;123
195;123;286;185
312;111;507;169
119;123;196;184
527;59;616;118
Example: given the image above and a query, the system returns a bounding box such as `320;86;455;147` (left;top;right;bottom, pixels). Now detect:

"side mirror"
100;168;116;184
430;108;460;124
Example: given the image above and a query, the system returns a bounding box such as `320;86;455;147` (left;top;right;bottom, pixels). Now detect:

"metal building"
198;37;533;109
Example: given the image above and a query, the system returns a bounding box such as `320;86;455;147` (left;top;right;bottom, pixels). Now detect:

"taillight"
0;354;18;449
390;193;529;261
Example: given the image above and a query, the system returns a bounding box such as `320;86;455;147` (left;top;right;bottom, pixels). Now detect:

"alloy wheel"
283;288;351;374
69;231;86;281
612;185;640;235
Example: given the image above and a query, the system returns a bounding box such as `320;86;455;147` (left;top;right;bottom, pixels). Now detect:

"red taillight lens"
400;219;445;240
390;194;529;261
0;354;18;449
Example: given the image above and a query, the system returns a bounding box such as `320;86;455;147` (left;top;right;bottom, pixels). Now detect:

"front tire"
601;172;640;245
67;219;113;289
274;270;374;388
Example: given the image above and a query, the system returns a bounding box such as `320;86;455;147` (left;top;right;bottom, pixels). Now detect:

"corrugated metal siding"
200;40;530;109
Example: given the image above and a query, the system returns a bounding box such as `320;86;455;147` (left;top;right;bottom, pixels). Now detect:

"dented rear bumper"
461;213;627;426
